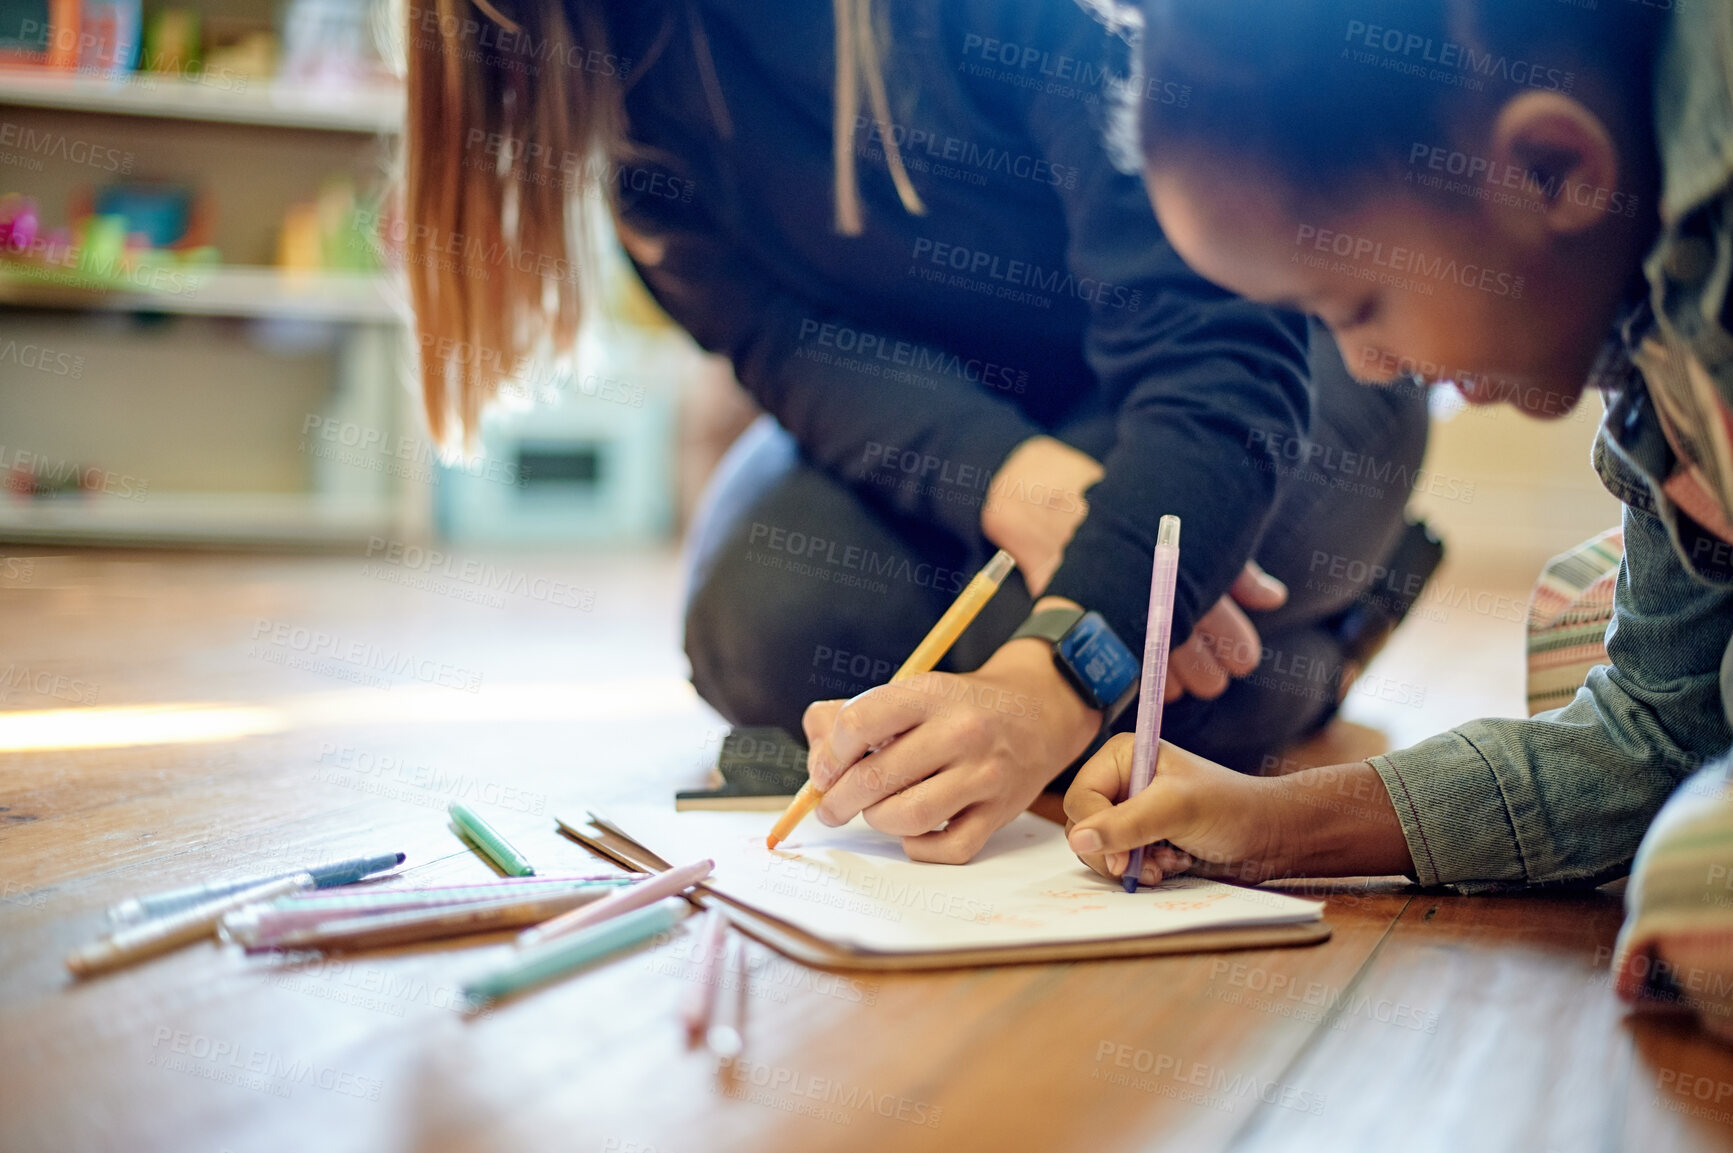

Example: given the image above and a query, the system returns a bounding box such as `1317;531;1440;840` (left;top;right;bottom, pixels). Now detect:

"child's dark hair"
1139;0;1668;207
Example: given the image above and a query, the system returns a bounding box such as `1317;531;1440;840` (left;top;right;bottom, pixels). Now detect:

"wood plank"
1224;890;1670;1153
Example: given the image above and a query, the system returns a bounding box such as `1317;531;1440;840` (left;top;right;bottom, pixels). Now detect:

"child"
1061;0;1733;1036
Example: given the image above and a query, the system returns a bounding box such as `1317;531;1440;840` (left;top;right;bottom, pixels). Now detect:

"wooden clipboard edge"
555;815;1332;972
554;817;846;958
556;814;673;873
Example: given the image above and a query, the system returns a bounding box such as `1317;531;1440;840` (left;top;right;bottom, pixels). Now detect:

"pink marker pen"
1125;515;1181;892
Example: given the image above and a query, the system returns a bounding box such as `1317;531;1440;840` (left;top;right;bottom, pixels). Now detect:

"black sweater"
607;0;1309;651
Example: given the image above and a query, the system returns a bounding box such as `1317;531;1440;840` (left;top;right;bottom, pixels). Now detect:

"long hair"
401;0;626;453
400;0;919;452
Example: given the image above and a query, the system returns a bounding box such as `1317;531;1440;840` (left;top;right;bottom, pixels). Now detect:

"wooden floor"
3;548;1731;1153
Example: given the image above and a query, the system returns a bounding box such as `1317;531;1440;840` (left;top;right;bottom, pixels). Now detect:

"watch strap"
1010;606;1087;646
1012;606;1139;731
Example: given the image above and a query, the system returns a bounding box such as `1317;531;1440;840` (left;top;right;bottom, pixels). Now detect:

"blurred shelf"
0;492;397;546
0;265;402;322
0;67;403;133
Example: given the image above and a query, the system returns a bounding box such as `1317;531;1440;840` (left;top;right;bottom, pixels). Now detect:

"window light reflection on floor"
0;677;698;752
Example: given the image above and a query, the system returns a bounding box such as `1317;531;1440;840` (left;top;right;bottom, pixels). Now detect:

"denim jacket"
1369;0;1733;892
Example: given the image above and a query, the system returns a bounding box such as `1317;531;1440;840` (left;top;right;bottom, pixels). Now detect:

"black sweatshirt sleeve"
1017;10;1311;651
619;197;1044;545
618;0;1308;657
624;162;1307;655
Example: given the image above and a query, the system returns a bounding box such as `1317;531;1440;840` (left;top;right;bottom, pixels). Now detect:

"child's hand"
1063;734;1286;886
1065;737;1415;885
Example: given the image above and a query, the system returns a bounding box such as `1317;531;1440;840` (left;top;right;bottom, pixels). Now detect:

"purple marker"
1124;516;1182;892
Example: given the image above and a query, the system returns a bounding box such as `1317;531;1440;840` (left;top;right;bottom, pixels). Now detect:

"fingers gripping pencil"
765;550;1017;849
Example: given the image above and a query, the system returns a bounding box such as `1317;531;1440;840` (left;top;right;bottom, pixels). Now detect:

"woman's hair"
1138;0;1667;208
400;0;920;453
401;0;630;453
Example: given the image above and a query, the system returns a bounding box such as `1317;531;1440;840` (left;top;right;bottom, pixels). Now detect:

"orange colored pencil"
765;550;1016;849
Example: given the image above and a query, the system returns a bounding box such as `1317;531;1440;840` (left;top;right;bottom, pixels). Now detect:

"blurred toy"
92;184;192;248
279;0;381;84
139;6;198;75
0;0;51;60
276;176;380;272
76;0;139;74
276;203;316;271
76;213;125;275
202;26;273;79
0;185;217;291
0;195;39;253
0;0;79;67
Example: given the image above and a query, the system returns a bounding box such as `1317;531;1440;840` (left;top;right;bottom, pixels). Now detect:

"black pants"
682;327;1429;773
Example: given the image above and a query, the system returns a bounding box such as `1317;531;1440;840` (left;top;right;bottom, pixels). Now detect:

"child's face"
1147;159;1633;419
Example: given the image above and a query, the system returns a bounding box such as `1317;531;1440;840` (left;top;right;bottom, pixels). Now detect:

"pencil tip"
1122;874;1139;894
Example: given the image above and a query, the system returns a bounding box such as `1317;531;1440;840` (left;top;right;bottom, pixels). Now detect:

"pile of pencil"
62;802;735;1049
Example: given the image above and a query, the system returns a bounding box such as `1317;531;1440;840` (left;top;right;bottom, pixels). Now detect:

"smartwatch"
1011;607;1140;728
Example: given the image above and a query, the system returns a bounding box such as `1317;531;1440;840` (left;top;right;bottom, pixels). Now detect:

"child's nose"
1335;337;1392;385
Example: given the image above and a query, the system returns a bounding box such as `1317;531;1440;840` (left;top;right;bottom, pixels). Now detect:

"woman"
401;0;1432;862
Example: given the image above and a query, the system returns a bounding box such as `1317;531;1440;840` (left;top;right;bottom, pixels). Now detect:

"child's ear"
1485;91;1621;237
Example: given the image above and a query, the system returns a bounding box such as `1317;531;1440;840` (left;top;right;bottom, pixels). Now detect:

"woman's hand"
801;631;1100;864
981;436;1102;597
1166;562;1287;702
1063;735;1415;885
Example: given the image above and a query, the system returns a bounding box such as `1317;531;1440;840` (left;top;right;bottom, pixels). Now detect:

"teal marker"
448;802;535;876
463;897;687;1004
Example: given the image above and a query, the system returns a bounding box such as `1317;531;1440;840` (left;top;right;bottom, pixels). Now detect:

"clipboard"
555;814;1330;972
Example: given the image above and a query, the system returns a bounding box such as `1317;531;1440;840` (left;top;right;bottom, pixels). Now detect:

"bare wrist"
1262;762;1414;878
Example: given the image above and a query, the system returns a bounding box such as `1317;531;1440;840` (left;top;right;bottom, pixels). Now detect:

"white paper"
598;806;1323;955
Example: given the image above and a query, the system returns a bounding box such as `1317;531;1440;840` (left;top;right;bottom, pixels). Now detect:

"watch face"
1057;613;1140;708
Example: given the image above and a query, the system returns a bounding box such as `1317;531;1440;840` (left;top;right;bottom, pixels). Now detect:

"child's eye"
1337;297;1379;331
